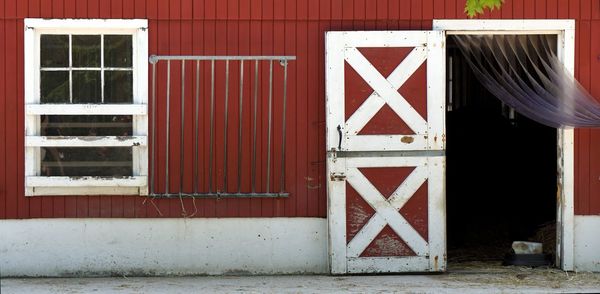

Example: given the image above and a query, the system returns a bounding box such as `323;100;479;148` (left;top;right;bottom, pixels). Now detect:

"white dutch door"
326;31;446;274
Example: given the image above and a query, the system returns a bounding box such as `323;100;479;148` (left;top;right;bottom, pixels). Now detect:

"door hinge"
330;172;346;181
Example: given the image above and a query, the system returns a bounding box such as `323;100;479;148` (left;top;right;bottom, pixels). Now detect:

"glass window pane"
40;35;69;68
41;115;133;136
104;35;132;67
104;70;133;103
72;70;101;103
41;71;69;103
41;147;132;177
72;35;101;67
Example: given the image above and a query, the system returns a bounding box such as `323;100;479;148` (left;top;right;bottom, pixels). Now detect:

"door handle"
337;125;342;151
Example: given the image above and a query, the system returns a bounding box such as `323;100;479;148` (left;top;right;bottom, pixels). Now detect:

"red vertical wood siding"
0;0;600;218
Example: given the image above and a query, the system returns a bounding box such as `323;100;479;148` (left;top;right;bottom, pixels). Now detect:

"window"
24;19;148;196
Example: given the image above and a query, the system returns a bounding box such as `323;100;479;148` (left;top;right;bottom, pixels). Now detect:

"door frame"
432;19;576;271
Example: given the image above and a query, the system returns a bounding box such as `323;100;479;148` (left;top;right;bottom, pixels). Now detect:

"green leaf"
464;0;504;18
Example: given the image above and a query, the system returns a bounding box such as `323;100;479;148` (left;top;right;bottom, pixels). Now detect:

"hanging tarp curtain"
453;34;600;128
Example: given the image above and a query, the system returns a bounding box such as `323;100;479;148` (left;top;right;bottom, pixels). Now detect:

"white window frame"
24;19;149;196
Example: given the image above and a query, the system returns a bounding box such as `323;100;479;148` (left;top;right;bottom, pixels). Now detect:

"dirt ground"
445;261;600;290
2;263;600;293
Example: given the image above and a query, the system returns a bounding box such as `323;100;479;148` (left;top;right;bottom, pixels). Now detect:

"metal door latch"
330;172;346;181
328;148;338;161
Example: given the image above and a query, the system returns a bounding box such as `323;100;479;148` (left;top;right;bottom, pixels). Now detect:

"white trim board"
432;19;576;271
434;19;574;33
26;104;148;115
0;218;328;277
25;136;148;147
24;18;148;30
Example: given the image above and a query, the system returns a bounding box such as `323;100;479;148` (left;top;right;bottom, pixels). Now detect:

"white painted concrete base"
574;215;600;272
0;218;328;277
2;215;599;276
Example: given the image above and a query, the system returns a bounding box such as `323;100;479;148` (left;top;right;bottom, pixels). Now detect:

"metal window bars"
148;55;295;198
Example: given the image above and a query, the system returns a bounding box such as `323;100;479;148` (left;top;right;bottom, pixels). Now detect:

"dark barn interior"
445;35;557;264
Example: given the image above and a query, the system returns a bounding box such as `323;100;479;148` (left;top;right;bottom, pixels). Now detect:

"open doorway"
445;35;558;266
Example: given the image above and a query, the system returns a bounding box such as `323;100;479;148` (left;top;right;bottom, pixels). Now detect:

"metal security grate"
149;55;295;198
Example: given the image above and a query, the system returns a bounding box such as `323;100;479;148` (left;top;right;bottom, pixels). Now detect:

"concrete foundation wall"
0;218;328;277
574;215;600;272
2;216;599;276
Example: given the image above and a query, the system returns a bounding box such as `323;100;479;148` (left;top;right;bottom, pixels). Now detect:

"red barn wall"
0;0;599;219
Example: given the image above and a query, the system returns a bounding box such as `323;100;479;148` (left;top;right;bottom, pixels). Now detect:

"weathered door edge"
325;31;347;275
432;19;576;271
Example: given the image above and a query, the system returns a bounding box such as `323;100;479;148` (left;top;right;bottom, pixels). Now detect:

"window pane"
40;35;69;68
104;71;133;103
41;115;133;136
41;147;132;177
104;35;132;67
72;35;100;67
73;70;101;103
41;71;69;103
